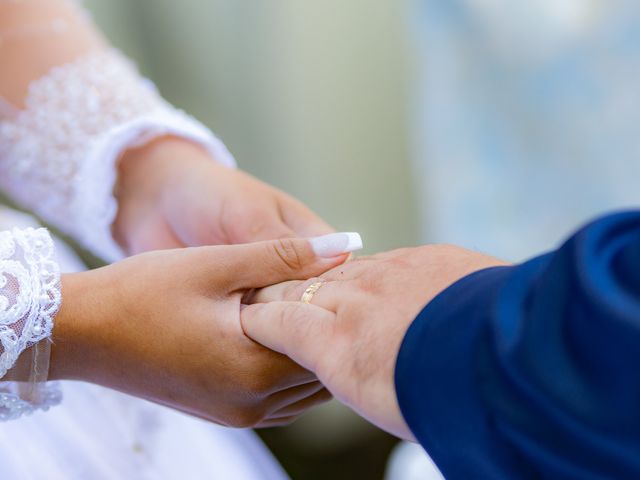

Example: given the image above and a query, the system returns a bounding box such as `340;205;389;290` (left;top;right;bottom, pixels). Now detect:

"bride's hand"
49;235;356;427
113;136;334;254
242;245;505;437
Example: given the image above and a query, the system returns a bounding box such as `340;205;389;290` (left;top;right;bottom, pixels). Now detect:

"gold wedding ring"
300;281;324;304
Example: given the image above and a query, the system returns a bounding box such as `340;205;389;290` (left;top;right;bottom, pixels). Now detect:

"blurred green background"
83;1;420;478
85;0;419;255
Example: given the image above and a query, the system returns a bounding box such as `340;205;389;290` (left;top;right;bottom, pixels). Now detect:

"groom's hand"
241;245;505;438
113;136;333;254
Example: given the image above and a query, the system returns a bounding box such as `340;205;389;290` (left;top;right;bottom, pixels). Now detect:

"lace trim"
0;48;235;262
0;228;61;378
0;228;62;420
0;381;61;421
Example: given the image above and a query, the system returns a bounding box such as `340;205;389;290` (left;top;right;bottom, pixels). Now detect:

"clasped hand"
50;137;505;438
51;237;350;428
243;245;505;439
50;136;345;428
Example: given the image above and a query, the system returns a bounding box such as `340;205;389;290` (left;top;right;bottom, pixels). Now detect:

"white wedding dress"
0;210;286;480
0;1;287;478
0;210;287;479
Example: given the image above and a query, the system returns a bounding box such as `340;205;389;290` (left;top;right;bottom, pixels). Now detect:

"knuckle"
244;373;276;396
385;255;413;270
272;238;304;271
355;274;384;296
330;307;363;347
227;408;266;429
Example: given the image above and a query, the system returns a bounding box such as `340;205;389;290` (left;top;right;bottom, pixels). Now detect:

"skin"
3;0;338;429
48;137;337;427
50;238;346;428
113;136;334;254
242;245;507;438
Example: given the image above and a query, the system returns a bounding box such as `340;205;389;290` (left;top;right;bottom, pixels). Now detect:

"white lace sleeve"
0;1;236;262
0;227;62;420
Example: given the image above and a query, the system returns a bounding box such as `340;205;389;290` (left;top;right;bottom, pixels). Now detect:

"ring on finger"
300;281;324;304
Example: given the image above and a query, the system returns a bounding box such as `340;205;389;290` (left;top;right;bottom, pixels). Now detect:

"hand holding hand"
114;137;333;254
50;234;360;427
242;245;505;438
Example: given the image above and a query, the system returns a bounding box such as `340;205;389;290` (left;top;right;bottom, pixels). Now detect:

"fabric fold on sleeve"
395;211;640;479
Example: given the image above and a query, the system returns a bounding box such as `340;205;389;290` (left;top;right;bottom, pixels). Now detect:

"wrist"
49;271;102;381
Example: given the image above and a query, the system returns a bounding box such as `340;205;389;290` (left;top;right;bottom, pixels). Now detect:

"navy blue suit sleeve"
395;211;640;479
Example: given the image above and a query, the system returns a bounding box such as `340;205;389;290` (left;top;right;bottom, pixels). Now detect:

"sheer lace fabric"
0;227;62;419
0;48;235;262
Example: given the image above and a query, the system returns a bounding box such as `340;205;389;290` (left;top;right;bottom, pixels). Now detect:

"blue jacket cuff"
394;266;523;479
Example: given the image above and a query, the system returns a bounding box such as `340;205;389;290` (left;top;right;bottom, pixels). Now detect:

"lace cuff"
0;227;62;420
0;49;236;262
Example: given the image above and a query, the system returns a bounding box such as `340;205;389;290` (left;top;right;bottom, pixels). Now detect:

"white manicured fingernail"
309;232;363;258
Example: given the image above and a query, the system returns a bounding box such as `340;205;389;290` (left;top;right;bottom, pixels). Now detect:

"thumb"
223;232;362;290
241;302;335;373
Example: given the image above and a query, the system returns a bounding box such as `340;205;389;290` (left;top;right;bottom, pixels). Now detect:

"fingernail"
309;232;363;258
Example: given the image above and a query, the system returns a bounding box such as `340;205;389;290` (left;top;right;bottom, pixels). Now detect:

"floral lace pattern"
0;228;60;378
0;48;235;262
0;227;62;419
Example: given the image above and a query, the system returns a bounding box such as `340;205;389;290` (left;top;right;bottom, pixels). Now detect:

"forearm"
50;265;157;389
395;211;640;478
0;1;234;261
0;0;104;106
48;271;101;382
